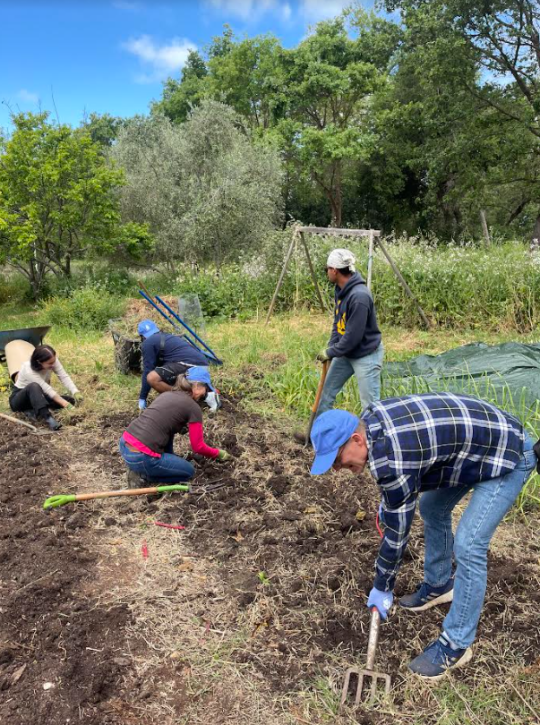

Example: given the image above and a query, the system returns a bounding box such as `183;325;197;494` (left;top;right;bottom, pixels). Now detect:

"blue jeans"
317;344;384;416
419;434;537;648
119;436;194;484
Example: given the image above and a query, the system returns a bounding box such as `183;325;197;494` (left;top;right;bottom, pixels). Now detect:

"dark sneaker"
399;578;454;612
23;410;38;421
408;632;472;680
44;415;62;431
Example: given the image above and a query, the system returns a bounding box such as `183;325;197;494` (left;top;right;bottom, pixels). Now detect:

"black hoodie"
327;272;382;359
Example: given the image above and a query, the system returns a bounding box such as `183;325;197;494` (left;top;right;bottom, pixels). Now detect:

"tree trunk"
480;210;490;246
531;214;540;252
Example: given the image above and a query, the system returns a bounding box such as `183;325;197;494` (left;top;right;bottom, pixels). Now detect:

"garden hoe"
0;412;53;437
43;480;230;510
340;607;391;709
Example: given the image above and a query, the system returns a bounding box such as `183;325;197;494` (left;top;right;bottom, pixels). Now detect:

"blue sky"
0;0;360;132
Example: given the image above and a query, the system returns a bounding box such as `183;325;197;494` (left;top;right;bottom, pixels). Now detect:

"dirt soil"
1;396;540;724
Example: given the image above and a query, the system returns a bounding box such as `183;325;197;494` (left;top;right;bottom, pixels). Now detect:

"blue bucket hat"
310;409;360;475
186;366;215;391
138;319;159;338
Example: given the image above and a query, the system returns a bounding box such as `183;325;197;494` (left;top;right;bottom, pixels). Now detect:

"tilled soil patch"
93;397;540;707
0;419;133;725
3;394;540;724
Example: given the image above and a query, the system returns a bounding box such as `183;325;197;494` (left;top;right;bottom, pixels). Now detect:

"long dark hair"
30;345;56;371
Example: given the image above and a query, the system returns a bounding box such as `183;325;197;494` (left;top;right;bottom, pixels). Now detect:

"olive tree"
112;100;283;268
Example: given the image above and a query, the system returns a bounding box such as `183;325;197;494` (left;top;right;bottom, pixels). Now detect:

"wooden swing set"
265;225;430;328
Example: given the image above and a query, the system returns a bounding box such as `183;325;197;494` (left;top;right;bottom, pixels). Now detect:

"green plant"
41;287;127;331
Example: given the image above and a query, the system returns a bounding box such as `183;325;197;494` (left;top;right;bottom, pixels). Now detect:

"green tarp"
383;342;540;415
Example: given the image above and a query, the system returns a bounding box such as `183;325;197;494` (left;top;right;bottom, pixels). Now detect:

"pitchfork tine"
339;608;391;709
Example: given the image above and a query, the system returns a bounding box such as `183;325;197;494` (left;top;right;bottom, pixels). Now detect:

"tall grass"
4;236;540;330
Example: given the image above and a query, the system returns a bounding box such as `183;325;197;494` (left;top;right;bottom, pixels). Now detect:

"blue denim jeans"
119;436;194;484
419;434;537;648
317;344;384;416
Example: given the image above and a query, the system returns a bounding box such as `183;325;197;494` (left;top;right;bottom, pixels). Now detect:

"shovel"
43;479;230;510
340;607;391;708
304;359;329;445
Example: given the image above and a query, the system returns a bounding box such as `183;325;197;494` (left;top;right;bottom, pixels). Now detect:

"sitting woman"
119;366;231;484
9;344;80;431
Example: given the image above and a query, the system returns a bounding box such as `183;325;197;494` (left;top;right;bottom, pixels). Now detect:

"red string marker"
154;522;186;531
141;540;148;559
376;512;383;540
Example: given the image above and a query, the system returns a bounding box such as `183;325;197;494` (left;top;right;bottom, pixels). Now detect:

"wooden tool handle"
366;608;381;670
0;412;39;433
74;487;160;501
311;360;329;413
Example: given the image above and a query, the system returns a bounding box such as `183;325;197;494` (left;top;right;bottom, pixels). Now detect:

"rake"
43;479;230;510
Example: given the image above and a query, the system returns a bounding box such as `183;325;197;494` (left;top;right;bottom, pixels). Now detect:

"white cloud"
122;35;196;83
205;0;292;22
17;89;39;104
299;0;351;22
281;2;292;21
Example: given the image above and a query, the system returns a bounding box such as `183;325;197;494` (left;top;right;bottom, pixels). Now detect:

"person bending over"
119;366;231;484
9;344;80;431
137;319;221;412
309;393;537;679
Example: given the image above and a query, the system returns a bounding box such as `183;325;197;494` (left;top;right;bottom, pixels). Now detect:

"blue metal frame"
138;290;222;365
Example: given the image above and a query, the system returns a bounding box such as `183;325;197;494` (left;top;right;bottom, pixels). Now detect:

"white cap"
327;248;356;272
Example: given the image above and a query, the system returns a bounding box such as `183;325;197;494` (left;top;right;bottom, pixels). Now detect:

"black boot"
23;410;38;421
44;415;62;431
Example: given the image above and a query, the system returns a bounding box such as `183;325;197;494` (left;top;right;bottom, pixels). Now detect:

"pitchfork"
340;607;391;707
340;509;391;708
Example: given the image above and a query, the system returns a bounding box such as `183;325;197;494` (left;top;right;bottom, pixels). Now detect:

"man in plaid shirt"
310;392;537;679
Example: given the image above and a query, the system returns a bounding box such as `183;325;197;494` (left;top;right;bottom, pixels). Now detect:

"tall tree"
384;0;540;238
280;16;395;226
154;50;209;124
113;101;283;268
0;113;129;298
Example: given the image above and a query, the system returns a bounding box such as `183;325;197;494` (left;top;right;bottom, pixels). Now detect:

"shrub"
0;273;32;304
41;287;127;331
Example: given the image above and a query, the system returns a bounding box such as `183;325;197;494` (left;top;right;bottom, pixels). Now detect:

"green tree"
154;50;209;124
0;112;127;298
113;100;283;268
80;112;125;147
279;15;398;227
384;0;540;239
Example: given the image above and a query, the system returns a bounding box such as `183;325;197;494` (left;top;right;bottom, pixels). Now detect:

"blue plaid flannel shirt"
360;393;526;592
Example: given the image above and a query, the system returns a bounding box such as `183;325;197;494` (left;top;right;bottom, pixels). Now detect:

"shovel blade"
340;666;391;708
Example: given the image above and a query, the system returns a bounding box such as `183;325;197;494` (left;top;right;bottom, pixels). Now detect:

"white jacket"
14;358;79;399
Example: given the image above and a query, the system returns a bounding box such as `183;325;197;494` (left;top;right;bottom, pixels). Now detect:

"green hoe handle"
43;484;190;510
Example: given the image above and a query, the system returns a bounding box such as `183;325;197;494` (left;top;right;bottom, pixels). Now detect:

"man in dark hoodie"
316;248;383;415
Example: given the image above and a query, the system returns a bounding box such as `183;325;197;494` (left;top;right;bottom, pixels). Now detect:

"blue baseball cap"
138;319;159;338
310;409;360;475
186;366;215;391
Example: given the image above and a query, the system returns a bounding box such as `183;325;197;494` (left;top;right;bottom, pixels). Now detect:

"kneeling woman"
9;344;79;431
119;366;231;484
